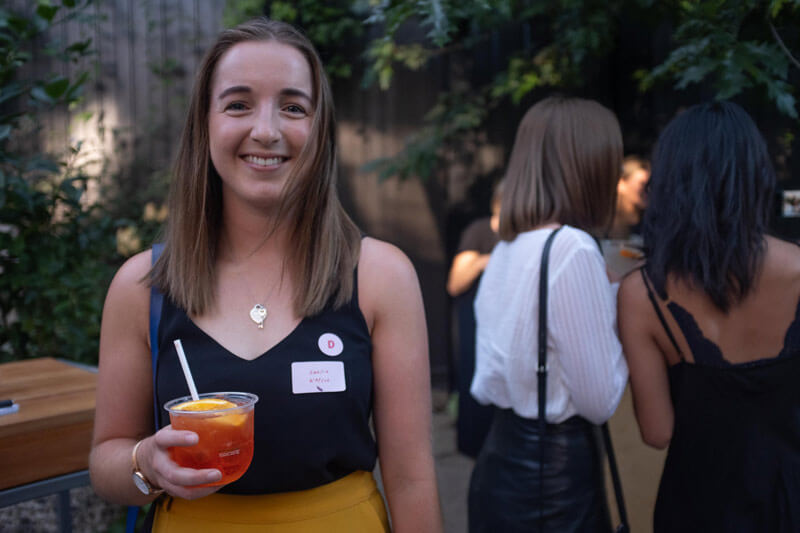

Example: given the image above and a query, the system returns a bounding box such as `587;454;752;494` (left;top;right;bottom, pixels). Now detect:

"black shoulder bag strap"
537;226;563;530
537;227;630;532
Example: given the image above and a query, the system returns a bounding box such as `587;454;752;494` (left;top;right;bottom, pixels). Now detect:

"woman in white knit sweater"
468;96;629;532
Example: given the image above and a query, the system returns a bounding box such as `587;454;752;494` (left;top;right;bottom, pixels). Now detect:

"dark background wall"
333;14;800;389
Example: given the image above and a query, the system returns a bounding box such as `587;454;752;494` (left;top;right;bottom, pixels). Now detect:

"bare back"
653;236;800;366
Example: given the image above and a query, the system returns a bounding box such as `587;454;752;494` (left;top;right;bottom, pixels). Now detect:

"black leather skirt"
468;408;611;533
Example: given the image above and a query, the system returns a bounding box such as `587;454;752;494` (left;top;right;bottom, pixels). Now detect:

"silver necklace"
247;272;284;330
249;304;267;329
227;245;282;330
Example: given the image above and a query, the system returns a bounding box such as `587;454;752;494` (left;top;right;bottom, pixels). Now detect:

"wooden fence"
10;0;472;387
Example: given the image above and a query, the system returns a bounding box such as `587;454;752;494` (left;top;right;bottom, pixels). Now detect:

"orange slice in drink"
174;398;237;411
619;247;644;260
173;398;247;426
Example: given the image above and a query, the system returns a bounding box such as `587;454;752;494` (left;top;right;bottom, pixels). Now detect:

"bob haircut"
643;101;776;312
498;96;622;241
151;18;361;317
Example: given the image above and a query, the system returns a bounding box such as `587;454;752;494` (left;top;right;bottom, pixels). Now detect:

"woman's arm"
549;243;629;424
89;250;223;504
446;250;490;297
617;273;674;449
359;238;443;533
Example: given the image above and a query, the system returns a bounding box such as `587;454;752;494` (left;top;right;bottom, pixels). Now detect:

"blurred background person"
609;155;650;239
618;101;800;532
603;155;650;280
446;180;502;457
468;96;628;532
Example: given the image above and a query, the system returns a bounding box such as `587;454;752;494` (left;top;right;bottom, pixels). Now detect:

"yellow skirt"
152;471;390;532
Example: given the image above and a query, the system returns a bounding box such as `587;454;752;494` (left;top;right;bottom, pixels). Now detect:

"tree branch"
768;20;800;71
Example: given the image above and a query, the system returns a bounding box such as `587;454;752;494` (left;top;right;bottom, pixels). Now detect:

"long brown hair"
150;18;361;317
499;96;622;241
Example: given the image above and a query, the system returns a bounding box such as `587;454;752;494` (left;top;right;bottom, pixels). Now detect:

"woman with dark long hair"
89;18;441;532
618;101;800;532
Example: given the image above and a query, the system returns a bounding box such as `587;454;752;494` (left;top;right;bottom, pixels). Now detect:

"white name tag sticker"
291;361;346;394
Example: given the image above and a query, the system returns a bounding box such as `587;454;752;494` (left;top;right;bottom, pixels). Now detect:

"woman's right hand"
91;250;226;504
136;426;224;500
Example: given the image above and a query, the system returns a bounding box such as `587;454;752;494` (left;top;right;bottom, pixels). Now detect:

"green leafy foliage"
224;0;365;79
358;0;628;181
357;0;799;181
221;1;799;183
640;0;799;118
269;0;366;79
364;88;490;181
0;167;123;364
0;1;127;365
222;0;267;29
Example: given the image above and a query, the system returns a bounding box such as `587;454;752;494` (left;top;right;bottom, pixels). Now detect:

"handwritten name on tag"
291;361;346;394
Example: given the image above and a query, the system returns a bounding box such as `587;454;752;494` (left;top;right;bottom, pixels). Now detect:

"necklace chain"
247;274;280;329
225;243;283;330
232;266;281;330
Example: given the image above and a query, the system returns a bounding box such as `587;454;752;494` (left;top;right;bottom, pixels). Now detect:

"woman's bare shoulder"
100;249;154;352
618;268;658;323
766;236;800;278
105;249;154;313
619;268;646;301
358;237;417;281
357;237;420;317
111;249;153;289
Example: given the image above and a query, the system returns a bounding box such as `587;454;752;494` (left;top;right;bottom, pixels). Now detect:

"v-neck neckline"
181;312;308;362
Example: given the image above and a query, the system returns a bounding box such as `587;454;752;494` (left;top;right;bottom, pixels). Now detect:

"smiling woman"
208;40;313;212
88;18;442;533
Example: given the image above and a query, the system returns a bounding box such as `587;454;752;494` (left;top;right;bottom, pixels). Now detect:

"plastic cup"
164;392;258;487
601;238;645;279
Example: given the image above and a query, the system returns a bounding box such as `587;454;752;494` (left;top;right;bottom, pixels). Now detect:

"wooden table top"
0;357;96;439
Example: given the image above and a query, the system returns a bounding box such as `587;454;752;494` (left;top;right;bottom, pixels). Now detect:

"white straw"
173;339;199;401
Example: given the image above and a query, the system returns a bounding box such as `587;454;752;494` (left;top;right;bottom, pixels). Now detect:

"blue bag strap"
125;506;139;533
149;243;165;431
126;243;165;533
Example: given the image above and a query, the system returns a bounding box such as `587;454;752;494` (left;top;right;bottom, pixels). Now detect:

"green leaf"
774;91;798;119
6;15;31;36
65;38;92;55
766;79;799;119
675;61;715;89
0;83;24;105
30;86;54;104
25;156;60;173
36;4;60;23
768;0;786;18
44;77;69;99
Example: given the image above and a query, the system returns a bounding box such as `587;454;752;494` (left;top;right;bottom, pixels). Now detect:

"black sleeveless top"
641;270;800;533
154;275;377;494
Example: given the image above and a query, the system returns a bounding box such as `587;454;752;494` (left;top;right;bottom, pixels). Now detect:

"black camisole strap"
640;268;685;360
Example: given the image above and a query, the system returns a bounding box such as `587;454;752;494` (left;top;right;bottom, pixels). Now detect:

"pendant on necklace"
249;304;267;329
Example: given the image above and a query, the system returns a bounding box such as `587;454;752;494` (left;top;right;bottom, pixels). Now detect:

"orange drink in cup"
164;392;258;487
